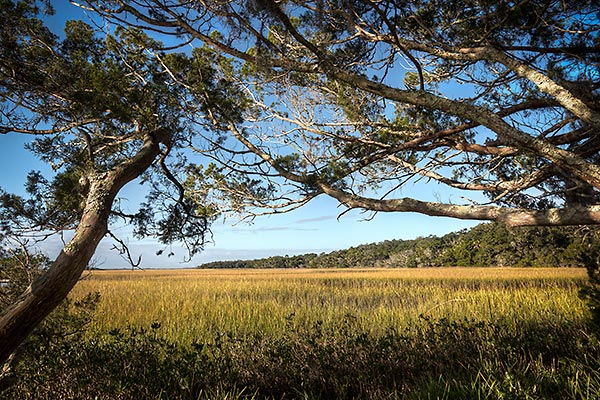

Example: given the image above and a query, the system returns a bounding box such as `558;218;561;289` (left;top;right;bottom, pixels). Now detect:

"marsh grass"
72;267;589;343
6;267;598;399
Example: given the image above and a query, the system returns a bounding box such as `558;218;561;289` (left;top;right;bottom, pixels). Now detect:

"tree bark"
317;184;600;227
0;129;169;366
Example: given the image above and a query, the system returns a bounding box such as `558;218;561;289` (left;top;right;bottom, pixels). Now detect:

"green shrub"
4;316;600;399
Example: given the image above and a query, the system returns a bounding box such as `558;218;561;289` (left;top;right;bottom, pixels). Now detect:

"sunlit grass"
71;267;589;344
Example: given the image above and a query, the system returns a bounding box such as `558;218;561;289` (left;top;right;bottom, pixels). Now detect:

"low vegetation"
3;267;600;399
198;223;600;269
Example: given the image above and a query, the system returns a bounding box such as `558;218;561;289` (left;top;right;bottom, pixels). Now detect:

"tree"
0;0;244;370
88;0;600;227
86;0;600;323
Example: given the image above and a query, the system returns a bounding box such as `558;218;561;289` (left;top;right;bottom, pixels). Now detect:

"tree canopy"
88;0;600;226
0;0;244;367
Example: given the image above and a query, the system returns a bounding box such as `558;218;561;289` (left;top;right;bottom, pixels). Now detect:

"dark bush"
3;315;600;399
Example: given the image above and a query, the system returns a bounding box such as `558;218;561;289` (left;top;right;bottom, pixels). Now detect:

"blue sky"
0;133;479;268
0;1;482;268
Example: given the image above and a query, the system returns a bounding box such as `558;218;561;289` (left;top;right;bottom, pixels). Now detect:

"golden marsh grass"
72;267;589;343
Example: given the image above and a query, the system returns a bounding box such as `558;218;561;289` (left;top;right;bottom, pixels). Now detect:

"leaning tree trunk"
0;129;170;367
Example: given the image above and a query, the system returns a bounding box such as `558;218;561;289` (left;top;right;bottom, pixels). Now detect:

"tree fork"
0;130;170;367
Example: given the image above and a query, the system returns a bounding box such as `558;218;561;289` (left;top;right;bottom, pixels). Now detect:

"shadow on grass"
3;314;600;400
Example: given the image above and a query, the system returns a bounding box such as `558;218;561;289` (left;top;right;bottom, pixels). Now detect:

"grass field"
8;267;600;399
72;267;590;343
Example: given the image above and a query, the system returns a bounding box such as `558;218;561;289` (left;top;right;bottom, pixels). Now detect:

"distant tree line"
198;224;600;269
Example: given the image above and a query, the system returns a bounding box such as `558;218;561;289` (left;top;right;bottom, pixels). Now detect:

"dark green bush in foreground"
3;316;600;400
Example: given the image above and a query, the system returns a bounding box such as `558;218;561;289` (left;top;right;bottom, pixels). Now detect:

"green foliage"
199;223;600;269
0;249;100;391
200;254;317;269
0;168;88;234
0;250;99;335
574;229;600;327
0;249;49;309
3;316;599;399
0;0;256;257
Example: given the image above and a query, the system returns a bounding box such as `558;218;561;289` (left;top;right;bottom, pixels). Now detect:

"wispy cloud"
293;215;336;224
224;226;319;233
256;226;319;232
